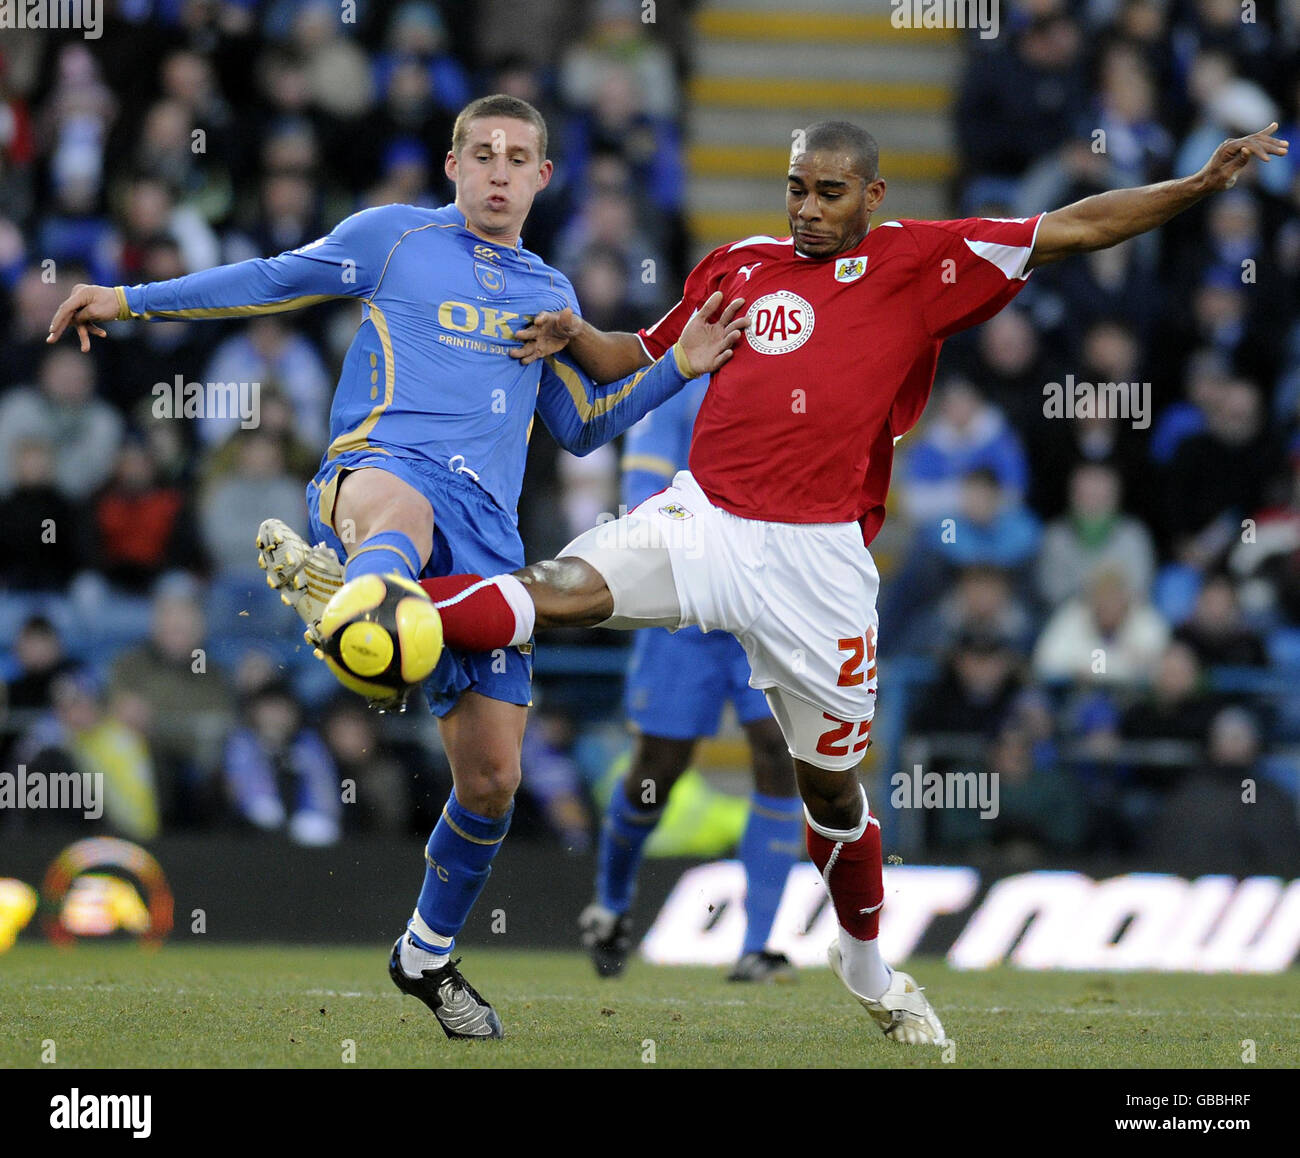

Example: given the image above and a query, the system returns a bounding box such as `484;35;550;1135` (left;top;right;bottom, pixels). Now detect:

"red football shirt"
637;215;1043;542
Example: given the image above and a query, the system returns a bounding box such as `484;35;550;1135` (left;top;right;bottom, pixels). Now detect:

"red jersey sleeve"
904;215;1044;340
637;247;725;359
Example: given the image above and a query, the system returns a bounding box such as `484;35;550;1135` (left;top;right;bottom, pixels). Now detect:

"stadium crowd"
0;0;1298;869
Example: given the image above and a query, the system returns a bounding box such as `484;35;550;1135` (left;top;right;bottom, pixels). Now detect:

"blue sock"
739;792;803;955
344;530;420;583
596;782;662;915
410;793;512;956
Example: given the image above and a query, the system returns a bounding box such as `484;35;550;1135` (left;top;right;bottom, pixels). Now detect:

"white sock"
400;913;453;978
493;573;536;646
838;928;892;1000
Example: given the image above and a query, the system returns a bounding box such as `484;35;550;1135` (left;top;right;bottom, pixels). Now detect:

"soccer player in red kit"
412;120;1283;1042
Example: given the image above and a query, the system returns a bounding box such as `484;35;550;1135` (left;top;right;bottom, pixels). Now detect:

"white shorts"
560;471;880;771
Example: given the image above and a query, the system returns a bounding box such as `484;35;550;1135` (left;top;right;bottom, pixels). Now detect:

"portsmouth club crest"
474;261;506;295
834;256;867;283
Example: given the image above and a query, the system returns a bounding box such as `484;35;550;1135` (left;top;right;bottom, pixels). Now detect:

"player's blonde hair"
452;95;548;160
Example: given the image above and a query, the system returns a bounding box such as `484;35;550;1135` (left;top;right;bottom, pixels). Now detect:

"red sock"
419;574;522;652
806;814;884;941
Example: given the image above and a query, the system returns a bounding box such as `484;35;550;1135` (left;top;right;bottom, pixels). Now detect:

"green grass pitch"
1;944;1296;1068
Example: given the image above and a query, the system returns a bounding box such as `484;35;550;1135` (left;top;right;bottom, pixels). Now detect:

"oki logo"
744;290;815;355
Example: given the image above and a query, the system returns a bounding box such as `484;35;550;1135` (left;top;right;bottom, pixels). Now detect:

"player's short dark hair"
452;94;548;160
800;121;880;181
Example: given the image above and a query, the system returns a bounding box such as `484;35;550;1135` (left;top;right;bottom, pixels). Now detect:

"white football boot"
828;942;947;1045
255;518;344;646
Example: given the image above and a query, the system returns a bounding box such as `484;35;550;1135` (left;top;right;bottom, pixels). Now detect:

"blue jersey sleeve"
536;347;693;457
620;376;706;509
117;205;395;320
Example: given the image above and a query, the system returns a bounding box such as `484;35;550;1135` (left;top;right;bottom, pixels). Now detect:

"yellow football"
318;573;443;700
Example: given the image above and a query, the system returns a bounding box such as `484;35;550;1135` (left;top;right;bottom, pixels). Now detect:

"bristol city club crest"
835;256;867;283
744;290;815;355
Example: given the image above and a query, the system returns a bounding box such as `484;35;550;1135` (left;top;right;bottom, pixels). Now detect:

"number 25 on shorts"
835;626;877;687
816;627;877;758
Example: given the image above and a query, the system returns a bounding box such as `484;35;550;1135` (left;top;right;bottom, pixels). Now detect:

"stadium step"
686;0;962;256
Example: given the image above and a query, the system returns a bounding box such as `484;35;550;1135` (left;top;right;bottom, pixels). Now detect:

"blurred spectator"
1028;411;1151;523
905;564;1036;657
292;0;375;121
1148;347;1228;466
1144;706;1300;874
0;440;81;592
88;436;206;593
561;69;683;219
555;183;668;312
222;679;340;845
0;266;77;388
199;431;309;577
36;44;117;233
519;711;592;851
556;445;618;546
942;468;1041;570
560;0;679;119
884;467;1040;630
17;668;159;841
1034;565;1170;685
1162;378;1285;564
200;316;330;448
371;3;469;124
570;244;641;333
964;307;1055;431
1230;458;1300;625
320;696;409;834
1119;640;1213;789
909;628;1026;745
934;722;1087;854
1173;574;1268;667
364;138;441;210
1027;236;1163;352
110;175;221;284
956;7;1087;193
108;582;236;825
0;346;123;499
1090;41;1174;186
1036;462;1156;607
897;375;1029;526
1;616;76;712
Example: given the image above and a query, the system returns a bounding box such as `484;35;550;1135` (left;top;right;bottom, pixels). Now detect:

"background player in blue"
578;377;804;983
45;95;747;1041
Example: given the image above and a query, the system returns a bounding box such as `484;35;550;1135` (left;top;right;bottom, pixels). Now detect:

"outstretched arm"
47;207;388;351
1026;123;1288;270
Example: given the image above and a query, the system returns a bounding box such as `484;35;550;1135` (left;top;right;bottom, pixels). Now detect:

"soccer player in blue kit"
46;95;747;1040
579;378;805;983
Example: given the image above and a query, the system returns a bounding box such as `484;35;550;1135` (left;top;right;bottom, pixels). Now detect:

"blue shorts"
307;450;532;717
624;626;771;740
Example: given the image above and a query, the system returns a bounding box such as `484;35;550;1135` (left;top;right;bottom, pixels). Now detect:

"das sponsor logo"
744;290;815;355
